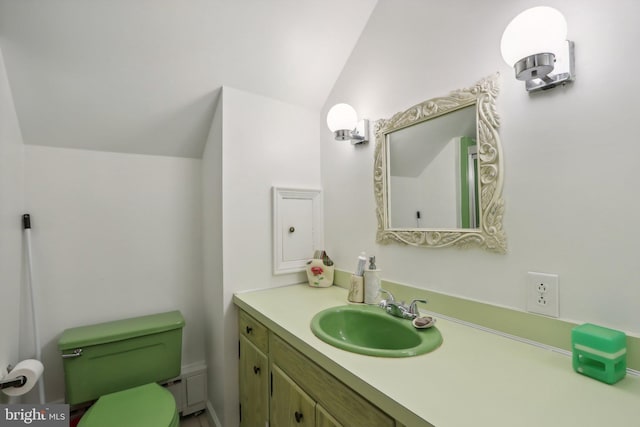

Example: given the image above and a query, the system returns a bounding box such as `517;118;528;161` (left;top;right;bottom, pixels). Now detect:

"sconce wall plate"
350;119;369;145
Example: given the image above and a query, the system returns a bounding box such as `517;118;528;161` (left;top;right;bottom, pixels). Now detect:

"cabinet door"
316;404;343;427
271;364;316;427
270;334;395;427
239;335;269;427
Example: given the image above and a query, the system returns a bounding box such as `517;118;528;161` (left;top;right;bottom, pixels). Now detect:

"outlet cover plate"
526;272;559;317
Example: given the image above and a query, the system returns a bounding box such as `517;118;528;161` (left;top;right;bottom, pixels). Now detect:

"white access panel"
281;197;314;262
272;187;323;274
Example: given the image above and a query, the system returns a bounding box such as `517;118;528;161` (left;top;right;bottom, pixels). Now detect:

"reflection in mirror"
388;105;478;229
374;74;506;253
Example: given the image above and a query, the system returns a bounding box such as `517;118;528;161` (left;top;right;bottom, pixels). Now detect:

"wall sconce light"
326;103;369;144
501;6;575;92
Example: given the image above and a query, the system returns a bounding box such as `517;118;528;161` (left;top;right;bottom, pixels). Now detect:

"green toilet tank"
58;311;185;405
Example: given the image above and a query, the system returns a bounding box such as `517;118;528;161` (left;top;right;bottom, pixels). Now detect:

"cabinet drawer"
271;334;394;427
239;310;268;353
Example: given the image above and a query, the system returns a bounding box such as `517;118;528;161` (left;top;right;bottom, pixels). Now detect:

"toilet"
58;311;185;427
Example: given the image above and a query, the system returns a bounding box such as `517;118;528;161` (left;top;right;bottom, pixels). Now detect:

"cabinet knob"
289;226;295;233
245;326;253;334
294;411;303;423
253;366;260;375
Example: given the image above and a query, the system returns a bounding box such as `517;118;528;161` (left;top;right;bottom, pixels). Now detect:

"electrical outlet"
526;272;559;317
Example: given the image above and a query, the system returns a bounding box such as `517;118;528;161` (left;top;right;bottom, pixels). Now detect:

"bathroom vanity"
234;285;640;427
238;309;394;426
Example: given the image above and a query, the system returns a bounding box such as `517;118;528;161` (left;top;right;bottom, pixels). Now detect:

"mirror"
373;74;506;253
388;104;478;229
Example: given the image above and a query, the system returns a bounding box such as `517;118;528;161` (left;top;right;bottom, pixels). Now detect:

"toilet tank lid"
58;311;185;351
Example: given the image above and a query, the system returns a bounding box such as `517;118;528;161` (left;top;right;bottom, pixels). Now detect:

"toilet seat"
79;383;179;427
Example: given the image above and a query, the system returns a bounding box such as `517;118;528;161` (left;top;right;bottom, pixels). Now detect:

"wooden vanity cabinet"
239;311;269;427
270;364;316;426
270;363;343;427
238;309;398;427
270;333;394;427
316;405;343;427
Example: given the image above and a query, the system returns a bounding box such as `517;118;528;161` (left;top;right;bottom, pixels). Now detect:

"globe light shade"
500;6;568;67
326;103;358;132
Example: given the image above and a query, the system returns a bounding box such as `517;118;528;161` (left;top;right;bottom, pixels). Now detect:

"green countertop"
233;284;640;427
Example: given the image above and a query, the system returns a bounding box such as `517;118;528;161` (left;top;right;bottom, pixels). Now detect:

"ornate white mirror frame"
373;73;506;253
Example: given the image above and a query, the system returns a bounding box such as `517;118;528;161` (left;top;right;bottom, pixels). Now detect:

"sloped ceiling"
0;0;377;157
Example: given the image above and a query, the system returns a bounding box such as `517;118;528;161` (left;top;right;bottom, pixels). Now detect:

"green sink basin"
310;304;442;357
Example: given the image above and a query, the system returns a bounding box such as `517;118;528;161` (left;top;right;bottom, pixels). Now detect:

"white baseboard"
206;401;222;427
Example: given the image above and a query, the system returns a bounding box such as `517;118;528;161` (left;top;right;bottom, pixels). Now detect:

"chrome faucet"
378;289;395;306
378;289;427;320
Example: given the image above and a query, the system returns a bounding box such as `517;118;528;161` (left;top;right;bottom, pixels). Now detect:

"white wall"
389;137;458;228
201;91;224;424
0;46;24;403
22;145;205;403
201;86;321;426
322;0;640;335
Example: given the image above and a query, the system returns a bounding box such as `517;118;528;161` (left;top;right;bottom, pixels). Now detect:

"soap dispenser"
364;256;381;304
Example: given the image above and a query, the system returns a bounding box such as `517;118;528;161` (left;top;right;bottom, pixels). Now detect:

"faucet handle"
408;299;427;315
379;288;395;302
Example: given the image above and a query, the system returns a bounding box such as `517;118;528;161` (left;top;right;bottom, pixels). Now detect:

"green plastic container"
58;311;185;405
571;323;626;385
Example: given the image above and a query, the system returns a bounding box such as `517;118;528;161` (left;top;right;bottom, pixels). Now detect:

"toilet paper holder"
0;365;27;390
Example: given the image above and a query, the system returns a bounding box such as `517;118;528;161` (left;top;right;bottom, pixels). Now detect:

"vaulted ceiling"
0;0;377;157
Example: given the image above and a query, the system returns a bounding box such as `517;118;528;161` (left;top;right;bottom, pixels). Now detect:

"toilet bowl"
58;311;185;427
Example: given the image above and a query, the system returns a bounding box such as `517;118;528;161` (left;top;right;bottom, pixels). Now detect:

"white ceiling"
0;0;377;158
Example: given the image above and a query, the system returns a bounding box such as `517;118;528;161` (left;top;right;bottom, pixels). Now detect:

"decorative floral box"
305;259;334;288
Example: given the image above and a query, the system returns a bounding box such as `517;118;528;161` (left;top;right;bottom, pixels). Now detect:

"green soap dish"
571;323;626;385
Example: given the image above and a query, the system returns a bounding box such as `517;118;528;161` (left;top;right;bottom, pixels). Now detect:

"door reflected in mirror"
387;105;479;229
